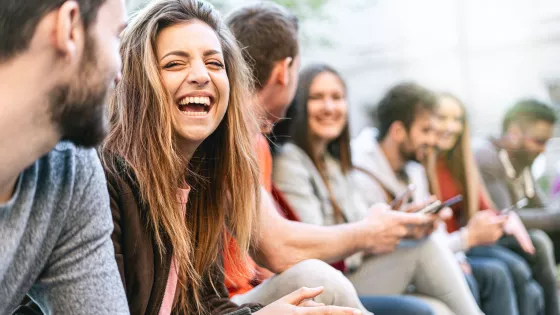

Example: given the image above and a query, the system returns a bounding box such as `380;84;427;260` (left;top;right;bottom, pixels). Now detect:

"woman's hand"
503;211;535;254
465;210;507;247
254;287;362;315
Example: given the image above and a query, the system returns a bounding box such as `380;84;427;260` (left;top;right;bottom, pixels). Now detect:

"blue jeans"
465;256;518;315
468;245;544;315
499;231;559;315
359;295;434;315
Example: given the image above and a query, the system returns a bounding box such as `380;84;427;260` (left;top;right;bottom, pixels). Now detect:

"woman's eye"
208;61;224;68
163;61;180;69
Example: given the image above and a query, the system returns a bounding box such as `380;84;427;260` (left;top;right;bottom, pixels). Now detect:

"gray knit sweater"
0;142;129;314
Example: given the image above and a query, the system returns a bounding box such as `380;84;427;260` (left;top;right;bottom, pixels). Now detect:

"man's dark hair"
374;82;437;140
502;98;557;133
0;0;106;61
226;2;298;89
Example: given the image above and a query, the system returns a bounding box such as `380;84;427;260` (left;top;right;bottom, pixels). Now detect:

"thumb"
438;207;453;220
281;287;324;305
394;212;431;225
369;203;391;213
490;215;508;225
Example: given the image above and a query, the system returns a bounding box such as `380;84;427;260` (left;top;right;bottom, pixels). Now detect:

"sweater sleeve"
105;170;127;292
474;144;513;210
28;150;129;315
206;257;263;314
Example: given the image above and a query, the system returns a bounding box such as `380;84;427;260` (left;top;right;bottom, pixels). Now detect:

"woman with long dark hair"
272;63;483;315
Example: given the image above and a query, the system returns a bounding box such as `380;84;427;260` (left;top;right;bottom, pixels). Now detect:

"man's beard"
48;35;111;148
399;143;420;163
510;144;537;168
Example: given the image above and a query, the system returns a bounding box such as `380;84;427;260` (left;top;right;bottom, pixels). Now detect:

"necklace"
498;149;535;199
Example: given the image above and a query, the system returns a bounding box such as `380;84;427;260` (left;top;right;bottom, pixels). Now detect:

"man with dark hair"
0;0;128;313
227;2;300;133
373;82;438;164
353;82;438;205
225;4;374;313
226;5;482;315
475;99;560;315
353;83;539;315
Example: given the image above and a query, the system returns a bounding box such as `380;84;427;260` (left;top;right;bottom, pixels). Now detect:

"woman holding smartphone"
272;64;483;315
426;93;545;315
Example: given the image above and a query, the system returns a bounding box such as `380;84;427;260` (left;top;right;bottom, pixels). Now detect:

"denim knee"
484;259;514;289
526;280;545;312
359;295;435;315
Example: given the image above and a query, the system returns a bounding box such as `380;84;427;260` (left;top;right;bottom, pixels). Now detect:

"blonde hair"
426;94;494;221
100;0;260;313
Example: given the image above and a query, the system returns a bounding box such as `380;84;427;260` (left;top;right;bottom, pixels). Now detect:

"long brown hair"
426;93;495;221
100;0;260;313
273;64;351;223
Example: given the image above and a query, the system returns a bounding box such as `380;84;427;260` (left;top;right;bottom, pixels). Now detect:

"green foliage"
208;0;329;21
207;0;332;47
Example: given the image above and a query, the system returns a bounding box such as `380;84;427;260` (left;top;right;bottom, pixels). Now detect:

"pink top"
158;187;190;315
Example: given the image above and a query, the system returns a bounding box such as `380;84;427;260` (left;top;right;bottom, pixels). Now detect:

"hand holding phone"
390;184;416;210
500;198;528;215
416;200;442;214
432;195;463;214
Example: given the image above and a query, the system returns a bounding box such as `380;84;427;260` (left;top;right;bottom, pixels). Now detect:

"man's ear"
267;57;293;87
507;123;524;146
389;121;407;142
52;1;84;63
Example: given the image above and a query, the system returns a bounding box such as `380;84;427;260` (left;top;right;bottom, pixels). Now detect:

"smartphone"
432;195;463;214
390;184;416;209
500;198;529;214
416;200;442;214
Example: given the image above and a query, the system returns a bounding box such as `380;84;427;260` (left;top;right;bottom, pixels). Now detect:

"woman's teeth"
177;96;212;116
178;96;211;106
181;111;207;116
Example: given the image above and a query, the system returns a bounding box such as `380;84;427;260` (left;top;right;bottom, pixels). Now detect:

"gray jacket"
272;143;369;226
272;143;368;269
474;139;560;231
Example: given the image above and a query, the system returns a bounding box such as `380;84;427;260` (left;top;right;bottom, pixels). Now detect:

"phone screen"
433;195;463;214
417;200;442;214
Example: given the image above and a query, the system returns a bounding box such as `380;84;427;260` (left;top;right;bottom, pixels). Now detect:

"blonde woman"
101;1;362;314
426;93;545;315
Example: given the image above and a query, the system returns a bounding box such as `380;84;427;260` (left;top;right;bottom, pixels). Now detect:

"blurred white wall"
126;0;560;138
300;0;560;138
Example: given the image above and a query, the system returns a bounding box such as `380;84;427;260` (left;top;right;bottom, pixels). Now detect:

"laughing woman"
100;1;360;314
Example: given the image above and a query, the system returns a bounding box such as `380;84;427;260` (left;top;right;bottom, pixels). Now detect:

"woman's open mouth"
177;96;213;117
